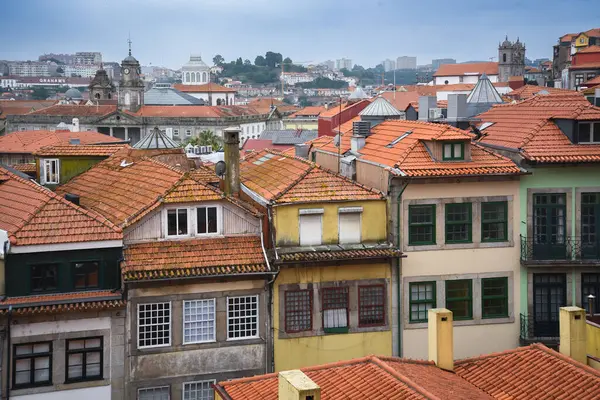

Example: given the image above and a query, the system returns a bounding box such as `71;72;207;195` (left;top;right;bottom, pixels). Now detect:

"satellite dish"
215;161;227;177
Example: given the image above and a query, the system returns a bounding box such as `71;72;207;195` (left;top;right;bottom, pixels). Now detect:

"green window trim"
409;281;436;323
481;201;508;242
408;205;436;245
481;277;509;319
446;279;473;320
442;141;465;161
445;203;472;243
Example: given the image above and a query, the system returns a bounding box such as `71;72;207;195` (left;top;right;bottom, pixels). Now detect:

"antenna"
215;160;227;178
127;33;132;56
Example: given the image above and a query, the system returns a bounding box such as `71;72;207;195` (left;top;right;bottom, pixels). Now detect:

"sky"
2;0;599;69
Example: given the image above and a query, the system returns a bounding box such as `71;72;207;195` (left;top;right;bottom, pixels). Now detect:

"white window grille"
138;302;171;349
183;380;215;400
227;295;259;340
183;299;216;344
138;386;170;400
41;159;60;184
185;129;192;136
173;129;179;136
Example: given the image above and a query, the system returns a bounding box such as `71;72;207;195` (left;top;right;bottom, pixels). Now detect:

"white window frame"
299;209;324;246
579;122;600;144
165;208;190;237
41;158;60;184
137;302;171;349
196;205;222;236
182;380;216;400
338;207;363;244
185;129;192;137
227;295;259;341
183;299;216;345
173;128;179;136
138;386;170;400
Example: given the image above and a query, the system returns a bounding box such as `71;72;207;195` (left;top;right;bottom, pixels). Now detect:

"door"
533;194;567;260
581;193;600;259
533;273;566;337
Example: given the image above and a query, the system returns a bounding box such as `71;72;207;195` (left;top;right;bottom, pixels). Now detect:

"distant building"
569;45;600;90
39;53;74;64
498;36;526;82
281;72;315;85
553;28;600;87
432;58;456;70
181;54;210;85
433;62;499;84
396;56;417;70
8;61;55;77
323;60;335;70
382;59;396;72
335;58;353;70
64;64;99;78
74;51;102;65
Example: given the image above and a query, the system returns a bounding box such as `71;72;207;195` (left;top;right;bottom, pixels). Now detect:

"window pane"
285;290;312;332
68;353;83;378
359;286;385;326
183;381;215;400
443;144;452;158
482;278;508;318
138;303;171;348
74;261;99;289
445;203;471;243
409;205;435;245
207;207;217;233
15;345;33;356
446;280;472;320
178;209;188;235
227;296;259;339
482;202;507;242
322;287;349;329
138;386;170;400
197;207;207;234
453;143;462;158
183;299;216;343
409;282;435;322
167;210;177;236
580;123;591;142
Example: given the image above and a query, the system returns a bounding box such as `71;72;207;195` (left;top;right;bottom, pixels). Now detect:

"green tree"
283;57;292;65
236;57;243;66
184;130;223;151
213;54;224;66
265;51;283;68
254;55;266;66
31;87;49;100
298;96;313;107
244;59;251;66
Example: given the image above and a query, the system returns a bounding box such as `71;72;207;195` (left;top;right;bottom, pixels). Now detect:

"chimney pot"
559;306;587;364
223;126;241;196
428;308;454;371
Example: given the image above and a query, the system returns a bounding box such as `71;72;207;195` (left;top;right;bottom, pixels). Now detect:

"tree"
298;96;313;107
236;57;243;66
213;54;224;66
184;130;223;151
265;51;283;68
283;57;293;65
31;87;49;100
254;55;266;66
244;59;251;66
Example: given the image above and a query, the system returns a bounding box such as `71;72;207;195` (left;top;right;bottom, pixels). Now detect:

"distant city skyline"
1;0;599;70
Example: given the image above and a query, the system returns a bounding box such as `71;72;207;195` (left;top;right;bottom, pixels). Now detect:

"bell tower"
498;36;526;82
89;64;115;101
118;38;145;112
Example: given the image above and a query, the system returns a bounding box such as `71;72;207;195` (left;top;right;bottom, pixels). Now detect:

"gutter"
396;180;410;358
0;294;124;310
212;384;234;400
123;271;277;284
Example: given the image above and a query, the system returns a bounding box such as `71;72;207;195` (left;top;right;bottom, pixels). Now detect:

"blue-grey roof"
348;86;369;100
359;96;402;117
259;129;318;145
467;73;503;104
134;127;179;149
144;87;206;105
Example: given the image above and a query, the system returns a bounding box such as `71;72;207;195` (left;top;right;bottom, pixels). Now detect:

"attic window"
386;131;412;148
442;142;465;161
578;122;600;144
478;122;495;131
253;153;275;165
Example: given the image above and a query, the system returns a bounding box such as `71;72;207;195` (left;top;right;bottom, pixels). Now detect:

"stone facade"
498;36;526;82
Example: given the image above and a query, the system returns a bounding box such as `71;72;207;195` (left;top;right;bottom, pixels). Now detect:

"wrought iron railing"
520;235;600;262
519;313;559;346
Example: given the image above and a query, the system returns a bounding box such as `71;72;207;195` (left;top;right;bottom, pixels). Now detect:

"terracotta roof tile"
277;246;402;263
289;106;326;118
455;344;600;400
216;355;492;400
434;62;498;77
27;104;116;117
319;100;370;118
506;85;579;100
577;45;600;54
122;236;268;281
173;82;237;93
0;165;122;246
0;290;124;315
10;163;36;173
189;165;220;183
34;144;129;157
571;61;600;70
584;75;600;85
477;93;600;163
0;100;57;119
240;149;383;204
0;130;122;154
317;116;360;154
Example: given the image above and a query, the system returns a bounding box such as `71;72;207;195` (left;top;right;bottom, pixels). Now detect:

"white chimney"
71;118;80;132
428;308;454;371
278;370;320;400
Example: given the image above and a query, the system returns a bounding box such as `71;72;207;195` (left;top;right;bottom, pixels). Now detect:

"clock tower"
118;39;145;112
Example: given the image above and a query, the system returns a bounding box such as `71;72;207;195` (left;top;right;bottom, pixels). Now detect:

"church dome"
64;88;83;99
123;54;139;64
183;54;209;70
501;35;512;47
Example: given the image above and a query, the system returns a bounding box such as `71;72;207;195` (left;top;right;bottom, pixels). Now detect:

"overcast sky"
2;0;599;69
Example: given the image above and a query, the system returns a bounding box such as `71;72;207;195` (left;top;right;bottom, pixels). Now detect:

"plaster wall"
12;385;111;400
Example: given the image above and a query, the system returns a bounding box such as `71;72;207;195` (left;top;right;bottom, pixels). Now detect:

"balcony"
520;236;600;265
519;314;559;348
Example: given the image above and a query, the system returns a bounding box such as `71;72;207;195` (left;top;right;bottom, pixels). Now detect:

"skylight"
386;131;412;148
479;122;495;131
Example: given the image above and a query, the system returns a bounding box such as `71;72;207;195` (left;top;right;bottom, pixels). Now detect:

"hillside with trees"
213;51;307;85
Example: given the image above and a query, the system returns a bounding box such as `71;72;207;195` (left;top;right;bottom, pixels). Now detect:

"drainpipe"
396;181;409;358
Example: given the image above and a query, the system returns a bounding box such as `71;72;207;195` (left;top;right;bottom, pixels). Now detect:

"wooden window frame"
284;289;313;333
72;261;100;290
182;299;216;344
321;287;349;334
409;282;436;323
442;141;465;161
445;279;473;320
30;263;59;293
481;277;509;319
196;206;219;235
166;208;189;237
12;341;52;389
481;201;508;242
65;337;103;383
358;285;386;327
408;204;436;245
41;158;60;184
445;203;472;243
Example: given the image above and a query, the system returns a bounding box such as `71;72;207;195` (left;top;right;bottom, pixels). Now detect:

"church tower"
89;65;115;100
498;36;526;82
118;39;145;112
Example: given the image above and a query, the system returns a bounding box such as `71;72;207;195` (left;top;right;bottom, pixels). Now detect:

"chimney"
428;308;453;371
447;94;468;122
418;96;437;121
559;306;587;364
69;138;81;145
350;121;370;152
278;370;321;400
223;126;241;196
294;143;310;159
64;193;80;206
72;118;80;132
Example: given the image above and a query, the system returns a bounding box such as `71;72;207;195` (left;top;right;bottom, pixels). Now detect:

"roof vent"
64;193;80;206
352;121;371;137
386;131;412;148
69;138;81;145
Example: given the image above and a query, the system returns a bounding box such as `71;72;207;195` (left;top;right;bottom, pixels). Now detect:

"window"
138;386;170;400
73;261;99;289
481;278;508;318
173;129;179;136
409;205;436;245
446;280;472;320
31;264;58;292
167;208;188;236
183;380;215;400
197;207;218;234
41;159;59;184
442;142;464;161
185;129;192;137
183;299;215;344
575;74;585;86
358;285;385;326
338;208;361;244
227;295;259;340
322;287;349;333
445;203;472;243
284;290;312;333
138;302;171;349
66;337;103;382
503;53;507;62
579;122;600;143
13;342;52;388
409;282;436;323
582;193;600;259
582;273;600;314
481;202;508;242
299;211;323;246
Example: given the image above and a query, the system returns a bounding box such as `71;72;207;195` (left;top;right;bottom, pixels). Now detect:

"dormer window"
442;142;465;161
579;122;600;144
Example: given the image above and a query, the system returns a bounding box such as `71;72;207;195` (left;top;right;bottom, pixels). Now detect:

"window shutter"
339;213;361;244
299;214;322;246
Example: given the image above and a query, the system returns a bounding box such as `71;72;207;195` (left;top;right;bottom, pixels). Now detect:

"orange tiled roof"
215;355;492;400
584;75;600;86
277;247;402;263
189;165;220;183
434;62;498;77
380;91;419;112
477;93;600;163
280;135;335;156
343;120;522;177
33;144;129;157
173;82;237;93
317;116;360;154
0;166;121;246
0;290;124;315
577;45;600;54
506;85;579;100
289;106;327;118
560;33;577;42
122;236;268;281
455;343;600;400
0;100;57;119
26;104;116;117
319;100;371;118
240;149;383;204
10;163;36;173
0;130;122;154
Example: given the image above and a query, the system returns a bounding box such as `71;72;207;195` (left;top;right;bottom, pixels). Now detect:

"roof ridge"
140;156;187;174
369;356;443;400
472;143;519;164
530;343;600;378
518;119;550;149
455;344;541;365
314;164;386;198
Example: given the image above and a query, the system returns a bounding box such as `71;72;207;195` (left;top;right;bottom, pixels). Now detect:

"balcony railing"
520;235;600;264
519;314;559;347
